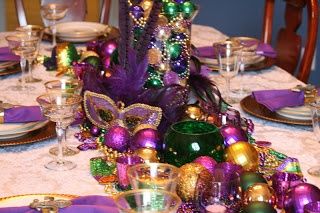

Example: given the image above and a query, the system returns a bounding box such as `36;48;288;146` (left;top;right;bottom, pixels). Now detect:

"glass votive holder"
127;163;179;192
271;172;305;209
116;155;144;190
304;201;320;213
114;189;182;213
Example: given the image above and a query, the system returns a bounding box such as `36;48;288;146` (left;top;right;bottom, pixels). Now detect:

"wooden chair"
262;0;319;83
14;0;111;26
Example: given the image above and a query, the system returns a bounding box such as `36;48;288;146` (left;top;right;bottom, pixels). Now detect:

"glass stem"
52;20;57;47
55;122;66;164
27;59;33;81
20;58;27;89
225;77;231;102
239;63;245;95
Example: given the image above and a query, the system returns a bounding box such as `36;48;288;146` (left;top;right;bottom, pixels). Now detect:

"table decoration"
242;183;276;207
193;156;217;174
240;171;267;192
304;201;320;213
242;201;277;213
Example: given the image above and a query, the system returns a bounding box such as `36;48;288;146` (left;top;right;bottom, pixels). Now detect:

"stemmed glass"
44;79;83;156
36;92;82;171
5;34;38;91
213;40;242;104
40;2;68;49
308;99;320;176
16;25;44;83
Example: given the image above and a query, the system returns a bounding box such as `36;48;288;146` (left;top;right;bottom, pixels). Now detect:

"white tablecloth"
0;25;319;197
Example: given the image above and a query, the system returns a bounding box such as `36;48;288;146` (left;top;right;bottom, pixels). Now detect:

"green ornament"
181;1;196;19
163;121;225;167
147;66;157;74
240;172;267;192
243;201;277;213
110;48;119;65
145;77;163;89
83;56;102;69
168;43;182;59
163;2;178;18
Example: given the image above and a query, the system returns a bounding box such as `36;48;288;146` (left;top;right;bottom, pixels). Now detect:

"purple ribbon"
0;47;20;61
4;106;46;123
0;195;119;213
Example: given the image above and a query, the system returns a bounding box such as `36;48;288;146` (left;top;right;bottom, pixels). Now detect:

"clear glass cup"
44;79;83;156
40;2;68;49
16;25;44;83
114;189;182;213
213;40;242;104
127;163;180;192
36;92;82;171
308;99;320;176
5;34;38;92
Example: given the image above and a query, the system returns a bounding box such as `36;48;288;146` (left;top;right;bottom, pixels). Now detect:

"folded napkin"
252;89;314;111
1;106;45;123
0;47;20;61
195;42;277;59
0;195;119;213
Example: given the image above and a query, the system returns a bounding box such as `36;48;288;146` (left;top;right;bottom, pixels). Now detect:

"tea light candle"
205;204;227;213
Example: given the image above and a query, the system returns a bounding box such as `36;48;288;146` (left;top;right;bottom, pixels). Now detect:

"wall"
193;0;319;85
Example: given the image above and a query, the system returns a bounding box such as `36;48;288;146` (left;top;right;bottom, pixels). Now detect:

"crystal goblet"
308;100;320;176
114;189;182;213
5;34;38;92
16;25;44;83
36;92;82;171
44;79;83;156
40;3;68;49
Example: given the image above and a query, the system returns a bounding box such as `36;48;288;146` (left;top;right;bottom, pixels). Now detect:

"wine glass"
213;40;242;104
44;79;83;156
308;99;320;176
36;92;82;171
16;25;44;83
5;34;38;92
40;3;68;49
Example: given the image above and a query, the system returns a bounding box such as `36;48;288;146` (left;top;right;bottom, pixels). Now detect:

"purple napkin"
195;42;277;59
0;47;20;61
252;89;306;111
0;195;119;213
3;106;46;123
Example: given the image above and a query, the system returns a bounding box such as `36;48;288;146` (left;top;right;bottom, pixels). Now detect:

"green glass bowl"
163;120;225;167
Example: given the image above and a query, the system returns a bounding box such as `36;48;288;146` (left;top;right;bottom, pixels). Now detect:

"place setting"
0;46;21;77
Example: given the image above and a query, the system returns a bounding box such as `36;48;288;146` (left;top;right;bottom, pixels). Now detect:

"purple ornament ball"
90;125;101;137
100;40;117;58
131;128;161;151
102;56;111;69
284;183;320;213
174;0;186;3
171;58;188;74
220;124;248;147
104;126;130;152
193;156;217;174
130;5;144;19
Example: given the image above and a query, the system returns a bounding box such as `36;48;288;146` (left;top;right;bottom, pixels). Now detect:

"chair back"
262;0;319;83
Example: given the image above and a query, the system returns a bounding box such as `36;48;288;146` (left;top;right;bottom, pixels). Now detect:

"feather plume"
118;0;131;69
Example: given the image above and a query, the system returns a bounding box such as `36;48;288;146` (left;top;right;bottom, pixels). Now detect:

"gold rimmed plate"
0;62;20;76
240;95;312;126
0;193;78;208
0;121;56;147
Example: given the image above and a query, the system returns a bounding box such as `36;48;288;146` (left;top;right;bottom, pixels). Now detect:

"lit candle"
205;204;227;213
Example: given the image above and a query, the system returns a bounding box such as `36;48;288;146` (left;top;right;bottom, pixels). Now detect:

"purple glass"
304;201;320;213
116;155;144;190
271;172;305;209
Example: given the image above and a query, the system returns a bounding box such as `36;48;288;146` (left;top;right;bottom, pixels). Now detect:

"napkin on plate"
195;42;277;59
0;195;119;213
252;89;308;111
1;106;45;123
0;47;20;62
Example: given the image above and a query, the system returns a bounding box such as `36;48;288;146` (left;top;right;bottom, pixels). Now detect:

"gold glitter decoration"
147;48;162;65
185;105;204;120
134;148;159;163
80;51;100;62
176;163;212;202
140;0;153;17
158;62;170;73
225;141;259;172
104;183;120;197
243;183;276;206
254;145;282;177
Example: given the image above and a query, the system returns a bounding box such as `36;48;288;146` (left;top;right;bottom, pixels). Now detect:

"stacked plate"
276;105;312;121
0;61;20;76
46;21;109;42
0;120;48;140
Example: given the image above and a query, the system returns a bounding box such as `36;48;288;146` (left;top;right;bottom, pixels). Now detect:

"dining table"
0;24;319;200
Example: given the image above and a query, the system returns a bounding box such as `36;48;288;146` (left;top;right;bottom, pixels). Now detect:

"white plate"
0;194;77;208
276;106;311;120
46;21;108;42
198;55;265;69
0;121;48;137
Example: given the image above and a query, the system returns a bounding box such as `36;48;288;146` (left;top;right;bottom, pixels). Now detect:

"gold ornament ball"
243;183;276;206
176;163;212;202
185;105;204;120
134;147;159;163
224;141;259;171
